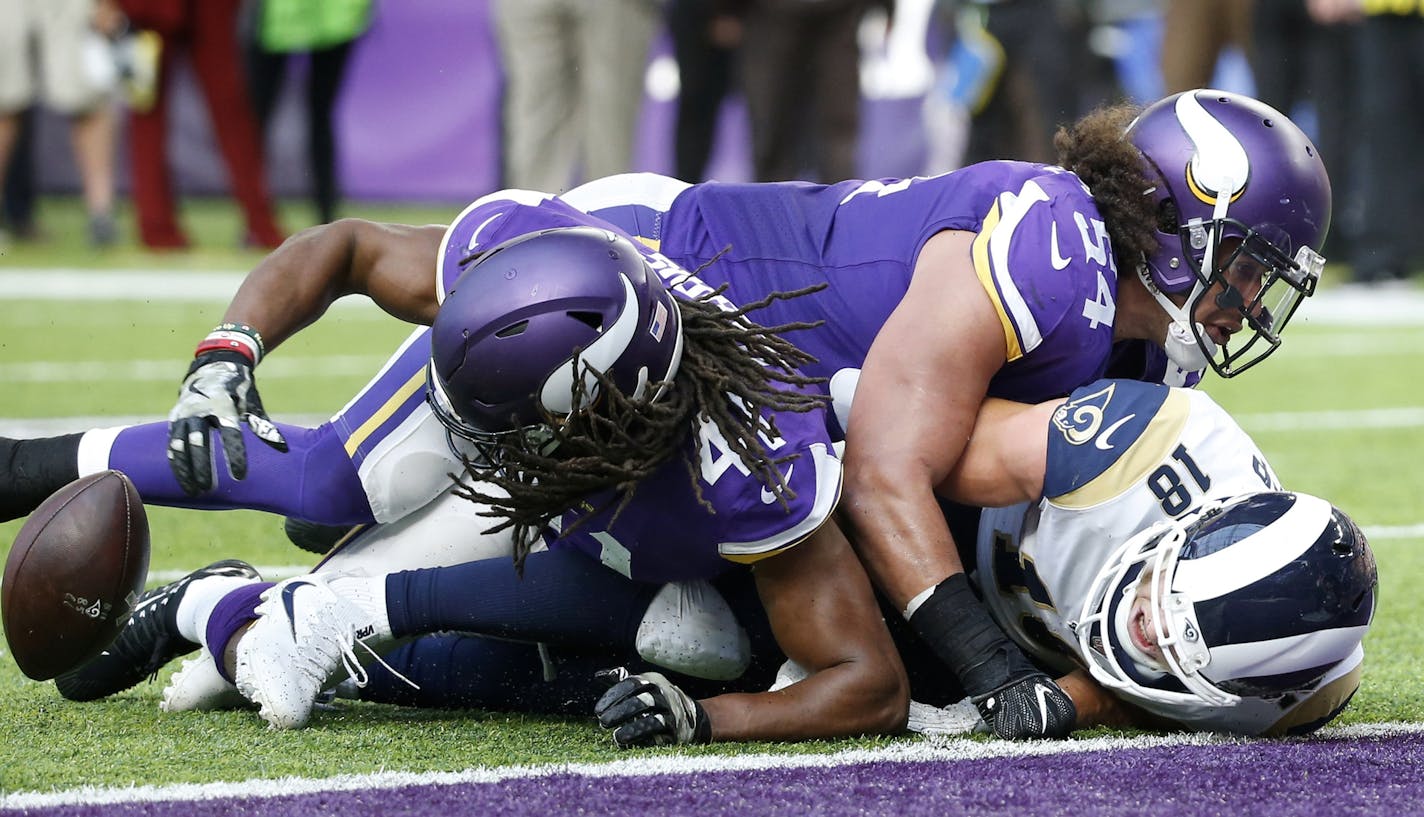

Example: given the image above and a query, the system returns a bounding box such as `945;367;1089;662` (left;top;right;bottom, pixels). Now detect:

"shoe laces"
305;611;418;693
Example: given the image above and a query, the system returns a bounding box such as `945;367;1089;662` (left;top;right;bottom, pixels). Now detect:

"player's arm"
222;219;447;350
596;520;910;745
935;397;1058;507
1055;670;1169;729
840;229;1076;739
841;229;999;614
167;220;446;496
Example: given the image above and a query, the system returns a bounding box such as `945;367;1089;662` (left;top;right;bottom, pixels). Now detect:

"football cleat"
233;573;400;730
283;516;357;555
160;648;250;712
54;559;261;701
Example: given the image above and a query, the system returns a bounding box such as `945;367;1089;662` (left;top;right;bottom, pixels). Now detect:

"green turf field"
1;198;1421;796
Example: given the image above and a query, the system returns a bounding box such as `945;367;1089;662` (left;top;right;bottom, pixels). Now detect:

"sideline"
4;721;1421;810
1;269;1422;324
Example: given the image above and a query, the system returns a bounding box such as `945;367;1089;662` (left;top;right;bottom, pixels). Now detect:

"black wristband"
907;573;1037;697
187;349;254;377
691;699;713;744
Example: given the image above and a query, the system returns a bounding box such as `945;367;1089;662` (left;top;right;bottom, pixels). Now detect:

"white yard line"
3;720;1420;810
2;268;1423;323
5;405;1424;438
0;355;393;384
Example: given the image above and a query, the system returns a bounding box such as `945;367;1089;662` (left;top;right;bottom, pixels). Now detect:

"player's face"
1125;569;1171;668
1192;236;1268;349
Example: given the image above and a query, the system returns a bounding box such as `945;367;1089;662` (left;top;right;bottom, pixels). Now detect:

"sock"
325;573;393;641
204;582;274;682
0;434;81;521
353;634;611;715
385;549;659;649
174;576;263;645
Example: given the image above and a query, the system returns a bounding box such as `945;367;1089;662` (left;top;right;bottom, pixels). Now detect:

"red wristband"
194;323;265;365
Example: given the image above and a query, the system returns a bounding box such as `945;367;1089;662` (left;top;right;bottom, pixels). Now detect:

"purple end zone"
16;732;1424;817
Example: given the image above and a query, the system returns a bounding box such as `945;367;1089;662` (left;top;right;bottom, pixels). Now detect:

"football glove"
167;325;287;495
971;671;1077;740
594;667;712;748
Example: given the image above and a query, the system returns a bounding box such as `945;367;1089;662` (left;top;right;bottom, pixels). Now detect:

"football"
2;471;151;681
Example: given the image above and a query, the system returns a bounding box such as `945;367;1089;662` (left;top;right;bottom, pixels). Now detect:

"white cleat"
161;648;249;712
233;573;397;730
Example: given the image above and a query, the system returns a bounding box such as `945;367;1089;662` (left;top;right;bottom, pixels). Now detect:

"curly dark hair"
451;280;831;574
1054;102;1160;272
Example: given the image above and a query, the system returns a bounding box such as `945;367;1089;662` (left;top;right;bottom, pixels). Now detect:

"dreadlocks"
1054;102;1160;272
450;280;831;573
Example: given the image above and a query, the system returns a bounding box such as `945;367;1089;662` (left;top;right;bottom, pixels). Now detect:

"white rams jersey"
976;379;1363;736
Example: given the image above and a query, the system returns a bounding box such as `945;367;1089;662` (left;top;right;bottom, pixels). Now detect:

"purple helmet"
427;226;684;458
1127;90;1331;377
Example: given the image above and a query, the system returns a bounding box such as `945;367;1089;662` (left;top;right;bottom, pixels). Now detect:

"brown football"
2;471;150;680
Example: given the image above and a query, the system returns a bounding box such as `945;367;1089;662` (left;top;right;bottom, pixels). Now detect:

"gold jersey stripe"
343;368;427;457
971;202;1025;361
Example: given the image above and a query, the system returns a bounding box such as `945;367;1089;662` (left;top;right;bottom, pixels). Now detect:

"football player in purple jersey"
53;226;914;746
0;89;1331;740
328;379;1374;740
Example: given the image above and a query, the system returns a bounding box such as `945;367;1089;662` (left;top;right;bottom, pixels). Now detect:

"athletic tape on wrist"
194;323;265;365
907;573;1031;697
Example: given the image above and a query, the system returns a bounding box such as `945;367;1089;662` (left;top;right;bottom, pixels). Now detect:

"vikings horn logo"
1052;383;1117;446
1177;92;1250;207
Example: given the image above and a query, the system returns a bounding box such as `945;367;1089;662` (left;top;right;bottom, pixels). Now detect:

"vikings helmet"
426;226;684;461
1127;90;1331;377
1077;492;1376;709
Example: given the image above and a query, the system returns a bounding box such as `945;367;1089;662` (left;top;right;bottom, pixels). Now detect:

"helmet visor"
1183;219;1323;377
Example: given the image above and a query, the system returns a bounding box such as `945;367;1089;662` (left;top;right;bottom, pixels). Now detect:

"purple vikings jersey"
581;164;1124;410
437;192;842;584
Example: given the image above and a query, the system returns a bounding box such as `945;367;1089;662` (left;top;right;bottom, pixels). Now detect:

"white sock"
76;426;128;476
175;576;261;648
324;573;393;642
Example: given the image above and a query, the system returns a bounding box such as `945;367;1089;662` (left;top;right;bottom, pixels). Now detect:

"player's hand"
594;667;711;748
168;349;287;495
971;672;1077;740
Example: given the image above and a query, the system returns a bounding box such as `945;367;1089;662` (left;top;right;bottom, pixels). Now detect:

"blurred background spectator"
1160;0;1253;94
956;0;1082;166
738;0;887;182
1348;0;1424;285
492;0;661;193
666;0;740;182
118;0;285;249
2;107;40;241
1252;0;1358;262
241;0;373;226
8;0;1419;285
0;0;122;246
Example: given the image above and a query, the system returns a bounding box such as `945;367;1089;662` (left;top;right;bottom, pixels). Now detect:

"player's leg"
337;634;615;715
0;328;455;527
217;495;755;729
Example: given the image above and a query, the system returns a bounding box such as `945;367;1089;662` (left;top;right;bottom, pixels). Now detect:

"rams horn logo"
1052;383;1116;446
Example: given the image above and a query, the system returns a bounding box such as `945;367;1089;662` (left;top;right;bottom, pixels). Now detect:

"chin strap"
1136;264;1218;372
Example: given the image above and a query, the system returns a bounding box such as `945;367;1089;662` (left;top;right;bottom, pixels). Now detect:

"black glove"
167;325;287;495
594;667;712;748
971;672;1077;740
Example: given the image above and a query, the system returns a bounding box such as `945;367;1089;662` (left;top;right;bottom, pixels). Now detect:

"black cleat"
284;516;357;555
54;560;261;701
